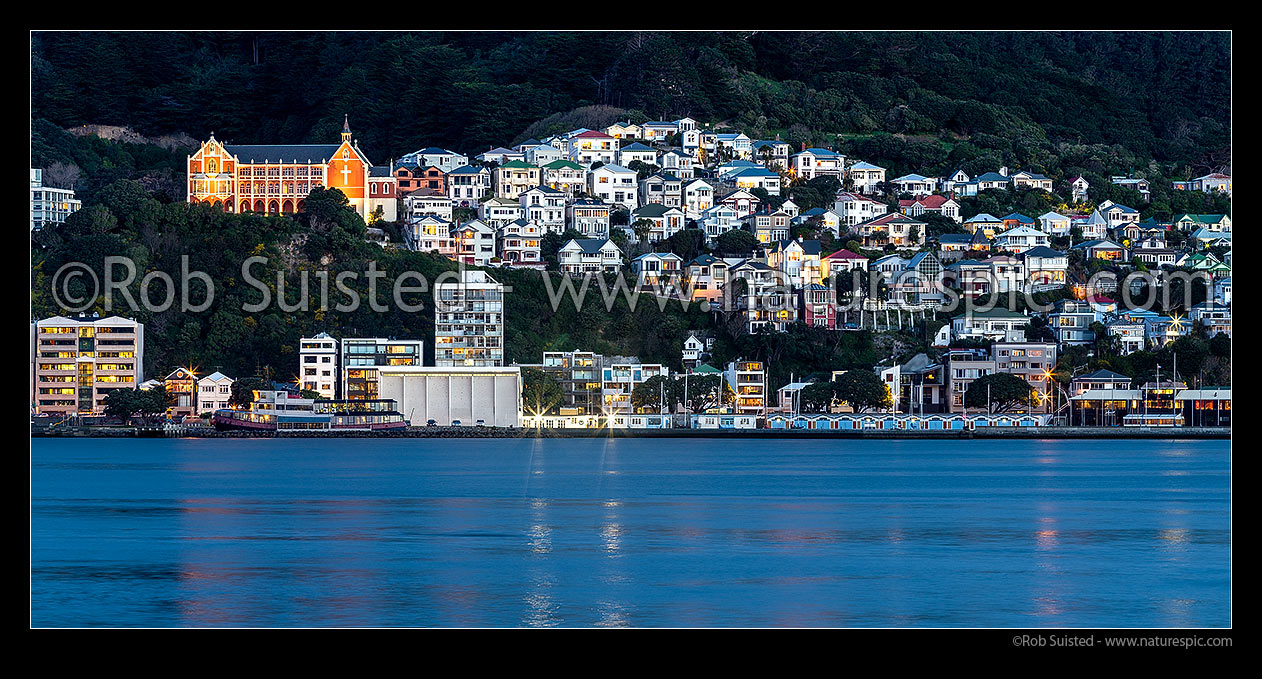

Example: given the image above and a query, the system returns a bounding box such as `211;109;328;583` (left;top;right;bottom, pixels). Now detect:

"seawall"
32;425;1231;440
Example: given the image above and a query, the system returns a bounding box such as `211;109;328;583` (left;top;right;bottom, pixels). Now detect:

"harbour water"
31;437;1230;627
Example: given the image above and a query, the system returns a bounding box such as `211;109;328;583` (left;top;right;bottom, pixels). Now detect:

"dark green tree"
679;373;722;413
964;373;1034;413
522;367;564;416
834;369;892;413
228;377;265;408
799;382;835;413
714;228;759;255
631;375;677;412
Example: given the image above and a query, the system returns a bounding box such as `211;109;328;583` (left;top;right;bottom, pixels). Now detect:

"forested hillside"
32;32;1230;178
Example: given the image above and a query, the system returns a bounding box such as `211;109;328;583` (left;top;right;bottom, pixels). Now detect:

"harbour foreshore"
32;425;1230;440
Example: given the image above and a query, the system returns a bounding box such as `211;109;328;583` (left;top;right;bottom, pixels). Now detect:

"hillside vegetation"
33;32;1229;178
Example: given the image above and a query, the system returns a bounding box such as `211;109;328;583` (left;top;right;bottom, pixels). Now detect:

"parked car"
426;419;437;427
451;420;462;426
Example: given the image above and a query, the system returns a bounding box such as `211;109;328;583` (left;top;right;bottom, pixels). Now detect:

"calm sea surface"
31;436;1230;627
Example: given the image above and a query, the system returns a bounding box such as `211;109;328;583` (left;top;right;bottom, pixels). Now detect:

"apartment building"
299;333;339;399
32;314;144;416
435;270;505;367
601;361;669;416
991;341;1058;414
944;348;997;413
340;337;424;400
724;360;767;418
541;350;604;415
31;168;81;231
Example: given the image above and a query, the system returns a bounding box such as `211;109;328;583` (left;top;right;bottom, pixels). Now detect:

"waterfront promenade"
32;425;1231;440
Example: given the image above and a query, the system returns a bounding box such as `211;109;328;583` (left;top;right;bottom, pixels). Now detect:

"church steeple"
341;114;352;142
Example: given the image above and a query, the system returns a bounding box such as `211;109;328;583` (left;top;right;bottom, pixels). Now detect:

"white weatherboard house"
197;372;234;412
631;252;684;287
891;173;936;195
557;238;622;275
661;149;696;178
1038;211;1071;236
589;164;639;210
848;161;886;194
790;148;844;180
446;165;490;207
834;191;888;227
400;147;468;172
617;142;658;168
991;225;1050;254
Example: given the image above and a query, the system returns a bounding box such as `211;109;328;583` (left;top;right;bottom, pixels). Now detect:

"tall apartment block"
299;333;339;399
991;341;1059;414
31;168;81;231
340;338;424;400
601;360;669;416
724;360;767;418
435;270;504;367
542;350;603;415
32;315;144;416
944;348;997;413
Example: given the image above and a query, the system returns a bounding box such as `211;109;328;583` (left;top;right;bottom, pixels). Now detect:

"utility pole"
683;370;690;428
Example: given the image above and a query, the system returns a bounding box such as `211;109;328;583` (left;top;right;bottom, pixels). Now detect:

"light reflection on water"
31;437;1230;628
